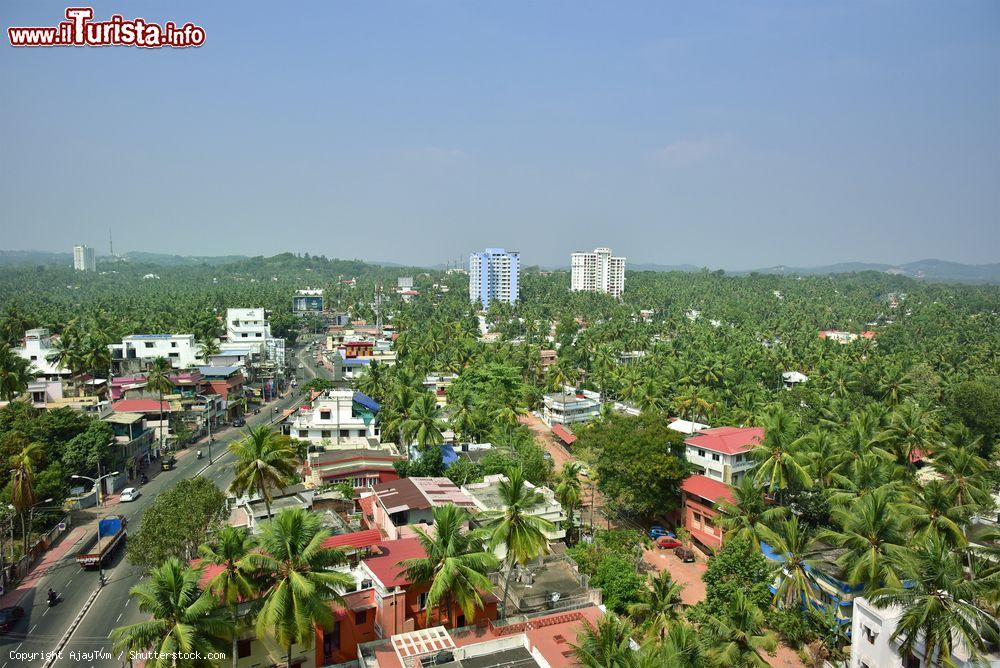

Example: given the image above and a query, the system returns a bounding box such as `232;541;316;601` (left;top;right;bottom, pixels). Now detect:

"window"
697;449;706;457
321;430;331;439
354;610;367;625
417;592;429;609
237;639;252;658
711;453;720;461
30;355;37;361
320;410;331;420
170;342;177;348
323;621;341;655
862;625;878;644
255;332;262;337
241;333;248;338
340;429;350;438
144;342;154;348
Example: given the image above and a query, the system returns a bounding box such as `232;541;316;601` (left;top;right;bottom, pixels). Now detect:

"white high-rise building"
571;247;625;298
73;245;96;272
469;248;519;309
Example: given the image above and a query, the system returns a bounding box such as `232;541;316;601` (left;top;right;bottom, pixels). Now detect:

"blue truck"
75;515;127;568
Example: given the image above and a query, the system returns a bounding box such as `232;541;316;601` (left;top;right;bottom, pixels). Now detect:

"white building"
541;387;601;427
683;426;762;484
850;596;1000;668
571;247;625;298
469;248;519;308
288;389;380;444
13;329;71;379
782;370;809;389
109;334;200;370
226;308;285;365
73;244;96;272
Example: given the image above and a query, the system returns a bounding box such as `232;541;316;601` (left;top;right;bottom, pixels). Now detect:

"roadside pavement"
0;525;87;609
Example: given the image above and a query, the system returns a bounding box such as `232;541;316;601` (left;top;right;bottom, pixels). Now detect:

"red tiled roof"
861;331;877;339
684;426;764;455
112;399;171;413
321;528;382;551
682;475;736;505
551;424;577;445
363;538;425;588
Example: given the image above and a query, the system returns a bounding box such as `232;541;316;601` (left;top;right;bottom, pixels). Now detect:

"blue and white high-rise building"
469;248;519;308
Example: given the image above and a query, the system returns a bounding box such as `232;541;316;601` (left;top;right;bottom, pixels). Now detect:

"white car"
120;487;140;502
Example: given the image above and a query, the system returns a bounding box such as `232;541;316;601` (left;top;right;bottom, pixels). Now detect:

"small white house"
109;334;200;370
14;329;71;379
684;426;763;485
782;371;809;389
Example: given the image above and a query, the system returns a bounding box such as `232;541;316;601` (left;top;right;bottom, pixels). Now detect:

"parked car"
0;606;25;633
655;535;682;550
233;417;246;427
161;456;177;471
675;546;696;562
649;525;672;540
119;487;140;502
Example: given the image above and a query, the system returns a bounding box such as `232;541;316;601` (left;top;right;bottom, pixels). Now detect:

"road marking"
14;643;22;651
124;599;129;608
29;624;37;633
116;612;123;622
42;607;49;616
66;578;73;586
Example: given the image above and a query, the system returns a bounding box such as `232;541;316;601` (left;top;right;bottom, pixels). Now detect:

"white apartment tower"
571;247;625;298
469;248;519;308
73;245;96;272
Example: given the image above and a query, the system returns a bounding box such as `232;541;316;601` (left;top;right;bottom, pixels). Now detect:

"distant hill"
747;259;1000;284
122;251;250;266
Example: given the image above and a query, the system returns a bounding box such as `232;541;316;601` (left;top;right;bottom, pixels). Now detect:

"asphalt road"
0;335;329;668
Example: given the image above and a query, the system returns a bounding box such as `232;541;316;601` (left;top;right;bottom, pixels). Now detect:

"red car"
0;606;24;633
655;536;682;550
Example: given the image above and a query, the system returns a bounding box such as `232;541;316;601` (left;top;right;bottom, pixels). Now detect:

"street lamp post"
26;498;55;548
71;471;119;586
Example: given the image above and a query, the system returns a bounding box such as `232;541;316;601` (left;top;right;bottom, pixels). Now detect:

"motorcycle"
47;590;60;606
140;473;149;484
197;450;204;460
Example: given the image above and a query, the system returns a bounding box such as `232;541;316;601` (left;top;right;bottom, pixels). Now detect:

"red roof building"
551;424;577;446
684;426;763;455
680;474;735;554
111;399;172;413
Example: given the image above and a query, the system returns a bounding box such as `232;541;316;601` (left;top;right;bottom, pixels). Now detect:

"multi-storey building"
683;426;762;484
541;387;601;427
73;244;96;272
108;334;200;372
570;247;625;298
469;248;519;308
288;389;380;444
13;328;71;380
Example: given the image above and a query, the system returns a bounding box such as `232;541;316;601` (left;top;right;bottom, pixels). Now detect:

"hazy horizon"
2;1;998;267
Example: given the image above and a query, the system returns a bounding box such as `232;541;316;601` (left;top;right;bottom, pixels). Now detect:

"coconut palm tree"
554;462;583;545
145;357;174;453
819;488;911;595
481;467;555;620
758;516;824;609
0;343;33;401
570;613;637;668
228;424;298;519
244;508;355;668
10;442;43;553
703;591;777;667
662;620;712;668
111;558;230;668
870;534;999;668
933;441;993;512
399;504;499;629
897;480;970;548
714;476;787;551
627;570;685;640
405;392;447;453
197;336;221;364
198;526;257;668
751;404;811;503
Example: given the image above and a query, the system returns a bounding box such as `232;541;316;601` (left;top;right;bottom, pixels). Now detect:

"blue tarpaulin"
353;391;380;413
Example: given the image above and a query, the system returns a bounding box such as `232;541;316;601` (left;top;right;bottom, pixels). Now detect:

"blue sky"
1;1;998;268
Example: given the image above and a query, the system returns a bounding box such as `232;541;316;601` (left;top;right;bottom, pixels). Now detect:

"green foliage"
591;554;645;615
61;421;115;477
948;379;1000;452
766;607;811;649
300;377;334;393
576;412;688;517
567;529;646;578
696;536;772;616
126;477;228;570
